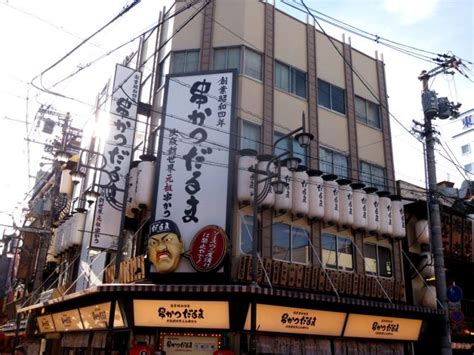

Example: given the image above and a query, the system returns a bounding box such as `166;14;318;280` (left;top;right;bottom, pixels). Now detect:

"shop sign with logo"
79;302;125;329
162;335;219;355
52;309;84;332
133;300;229;329
37;314;56;333
244;304;346;336
343;314;422;340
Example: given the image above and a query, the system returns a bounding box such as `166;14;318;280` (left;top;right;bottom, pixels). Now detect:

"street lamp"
247;112;313;354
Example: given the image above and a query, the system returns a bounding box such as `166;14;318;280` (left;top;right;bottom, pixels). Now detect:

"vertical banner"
154;71;235;272
90;64;142;250
452;215;462;257
462;218;472;260
441;212;451;256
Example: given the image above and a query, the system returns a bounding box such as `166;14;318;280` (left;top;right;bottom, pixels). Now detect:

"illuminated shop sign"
37;314;55;333
79;302;125;329
52;309;83;332
133;300;229;329
343;314;422;340
162;335;219;354
244;304;346;336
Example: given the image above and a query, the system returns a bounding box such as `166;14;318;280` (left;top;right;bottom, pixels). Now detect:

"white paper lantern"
419;252;435;278
323;175;339;224
70;212;86;245
366;188;380;233
352;183;368;230
292;166;309;217
125;161;140;218
237;149;258;204
275;166;292;213
257;155;275;207
307;170;324;220
135;158;156;209
420;285;437;309
338;179;353;227
415;219;430;244
59;168;73;196
378;192;393;236
391;198;406;239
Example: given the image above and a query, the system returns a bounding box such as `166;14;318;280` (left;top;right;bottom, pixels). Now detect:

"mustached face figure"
147;232;184;273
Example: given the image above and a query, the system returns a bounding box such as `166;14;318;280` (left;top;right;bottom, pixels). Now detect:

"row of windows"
241;216;393;277
241;120;387;190
160;48;382;129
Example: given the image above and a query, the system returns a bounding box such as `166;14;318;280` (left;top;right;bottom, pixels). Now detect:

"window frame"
240;214;255;255
364;243;393;278
360;161;386;191
274;61;307;98
170;49;200;74
321;233;355;272
240;120;261;152
213;46;263;81
272;222;310;265
317;79;346;115
319;146;349;178
461;143;471;155
355;95;381;129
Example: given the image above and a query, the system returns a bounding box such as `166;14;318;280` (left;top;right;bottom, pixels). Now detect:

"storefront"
18;284;442;354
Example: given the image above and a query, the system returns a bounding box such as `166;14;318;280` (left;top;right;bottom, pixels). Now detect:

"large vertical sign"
154;71;235;272
90;64;142;250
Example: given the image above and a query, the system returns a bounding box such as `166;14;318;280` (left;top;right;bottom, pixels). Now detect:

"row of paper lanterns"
49;212;87;257
125;158;156;218
238;152;406;238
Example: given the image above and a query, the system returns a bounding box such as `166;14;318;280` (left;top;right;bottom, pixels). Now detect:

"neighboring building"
399;180;474;354
2;1;445;354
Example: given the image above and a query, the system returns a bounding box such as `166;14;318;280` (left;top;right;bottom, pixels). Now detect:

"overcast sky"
0;0;472;232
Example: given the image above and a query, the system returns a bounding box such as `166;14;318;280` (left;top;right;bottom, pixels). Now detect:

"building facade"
2;1;446;354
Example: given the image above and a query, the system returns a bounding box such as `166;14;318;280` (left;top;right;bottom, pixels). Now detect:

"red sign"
185;225;228;272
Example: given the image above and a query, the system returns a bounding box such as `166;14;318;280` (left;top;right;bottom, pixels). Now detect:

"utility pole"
418;55;462;355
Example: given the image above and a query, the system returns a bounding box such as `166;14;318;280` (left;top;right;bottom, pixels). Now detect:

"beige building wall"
274;10;307;70
274;91;308;132
169;5;204;51
315;32;345;88
352;49;380;102
357;123;385;166
213;0;264;51
318;108;349;153
238;77;264;123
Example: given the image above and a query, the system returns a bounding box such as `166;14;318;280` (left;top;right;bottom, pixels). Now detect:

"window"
364;244;392;277
240;215;254;254
360;161;386;191
319;147;348;178
213;47;262;80
355;96;381;128
240;120;261;152
317;79;346;114
275;62;307;98
321;233;354;271
274;132;308;166
170;50;200;74
214;47;241;72
158;55;170;88
272;223;309;264
465;163;474;173
462;144;471;155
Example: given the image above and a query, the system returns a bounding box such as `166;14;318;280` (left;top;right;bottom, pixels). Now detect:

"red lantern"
129;342;153;355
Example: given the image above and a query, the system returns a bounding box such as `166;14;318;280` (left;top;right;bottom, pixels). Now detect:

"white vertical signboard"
155;71;234;272
90;64;142;250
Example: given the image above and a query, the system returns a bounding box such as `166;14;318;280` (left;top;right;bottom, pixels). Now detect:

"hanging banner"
52;309;84;332
79;302;125;329
37;314;56;333
153;70;235;272
90;64;142;250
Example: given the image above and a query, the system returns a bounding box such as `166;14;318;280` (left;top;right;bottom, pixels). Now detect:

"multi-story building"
3;1;446;354
448;108;474;186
